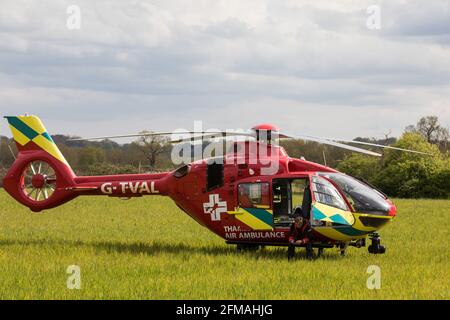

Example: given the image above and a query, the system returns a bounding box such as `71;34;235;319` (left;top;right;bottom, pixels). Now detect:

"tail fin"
5;115;70;166
3;115;76;212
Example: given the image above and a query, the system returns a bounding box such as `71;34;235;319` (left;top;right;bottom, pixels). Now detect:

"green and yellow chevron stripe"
312;202;355;225
5;115;69;166
228;207;273;230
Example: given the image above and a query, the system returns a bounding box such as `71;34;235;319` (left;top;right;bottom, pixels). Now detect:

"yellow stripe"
236;213;272;230
314;227;357;241
314;202;355;225
352;213;393;232
228;208;273;230
315;226;367;241
9;115;69;167
314;214;393;241
32;135;69;166
9;125;30;146
19;116;46;134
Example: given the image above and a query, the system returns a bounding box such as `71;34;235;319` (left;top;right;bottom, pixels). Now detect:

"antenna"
8;143;16;160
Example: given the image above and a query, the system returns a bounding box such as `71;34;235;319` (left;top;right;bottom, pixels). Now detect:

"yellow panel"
32;135;69;166
9;125;30;146
314;227;352;241
314;202;355;225
315;214;394;241
228;208;273;215
352;213;393;232
229;208;273;230
19;116;46;134
314;227;366;241
236;213;273;230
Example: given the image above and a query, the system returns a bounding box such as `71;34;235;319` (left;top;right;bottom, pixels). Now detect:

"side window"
238;183;270;209
311;176;348;211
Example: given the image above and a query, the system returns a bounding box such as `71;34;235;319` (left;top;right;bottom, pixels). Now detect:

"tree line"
0;116;449;198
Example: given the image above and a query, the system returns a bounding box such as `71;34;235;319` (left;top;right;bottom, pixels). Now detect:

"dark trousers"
288;244;295;260
288;243;313;260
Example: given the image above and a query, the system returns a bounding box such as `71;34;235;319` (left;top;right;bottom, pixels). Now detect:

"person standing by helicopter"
288;209;313;260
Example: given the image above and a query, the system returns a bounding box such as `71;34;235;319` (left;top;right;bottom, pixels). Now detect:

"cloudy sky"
0;0;449;141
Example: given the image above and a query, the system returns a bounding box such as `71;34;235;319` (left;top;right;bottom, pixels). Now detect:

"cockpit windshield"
317;172;390;215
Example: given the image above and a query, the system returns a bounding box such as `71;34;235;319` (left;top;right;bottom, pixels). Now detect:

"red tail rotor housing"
3;151;77;212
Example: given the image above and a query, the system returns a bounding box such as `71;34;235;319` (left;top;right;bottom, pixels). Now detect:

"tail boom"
3;115;171;212
70;173;170;197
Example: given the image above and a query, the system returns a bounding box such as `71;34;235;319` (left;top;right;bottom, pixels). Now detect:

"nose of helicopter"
388;201;397;217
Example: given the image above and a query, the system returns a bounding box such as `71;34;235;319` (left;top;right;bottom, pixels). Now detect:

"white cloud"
0;0;449;140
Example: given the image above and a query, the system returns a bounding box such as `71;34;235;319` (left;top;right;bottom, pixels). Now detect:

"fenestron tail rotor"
20;160;57;202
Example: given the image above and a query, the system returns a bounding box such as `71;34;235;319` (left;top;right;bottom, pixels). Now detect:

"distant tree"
353;136;397;146
133;131;171;170
337;132;449;198
336;154;381;183
406;116;449;147
0;165;7;187
0;137;16;167
83;163;138;176
280;139;348;168
374;132;447;198
78;147;106;169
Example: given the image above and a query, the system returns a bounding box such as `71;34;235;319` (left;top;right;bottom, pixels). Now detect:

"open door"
272;177;311;226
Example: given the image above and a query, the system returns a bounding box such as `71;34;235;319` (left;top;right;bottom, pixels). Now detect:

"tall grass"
0;190;448;299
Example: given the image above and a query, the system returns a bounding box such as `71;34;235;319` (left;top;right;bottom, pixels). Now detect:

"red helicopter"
3;115;427;258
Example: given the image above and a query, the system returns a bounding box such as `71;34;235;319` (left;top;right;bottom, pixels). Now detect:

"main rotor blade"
68;131;228;142
170;130;295;144
284;133;382;157
170;132;255;144
322;138;431;155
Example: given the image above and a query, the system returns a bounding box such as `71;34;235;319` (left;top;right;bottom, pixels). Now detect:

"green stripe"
329;214;351;225
334;226;370;237
313;207;327;220
244;208;273;227
41;132;53;142
5;116;39;140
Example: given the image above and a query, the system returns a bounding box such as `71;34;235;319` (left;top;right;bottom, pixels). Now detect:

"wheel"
368;244;386;254
368;233;386;254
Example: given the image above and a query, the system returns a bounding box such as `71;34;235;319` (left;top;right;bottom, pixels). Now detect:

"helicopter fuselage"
67;141;396;249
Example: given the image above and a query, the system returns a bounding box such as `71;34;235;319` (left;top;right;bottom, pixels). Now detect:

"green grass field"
0;189;448;300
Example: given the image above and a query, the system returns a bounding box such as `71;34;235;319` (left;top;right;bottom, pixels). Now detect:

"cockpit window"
311;176;348;211
318;173;390;215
